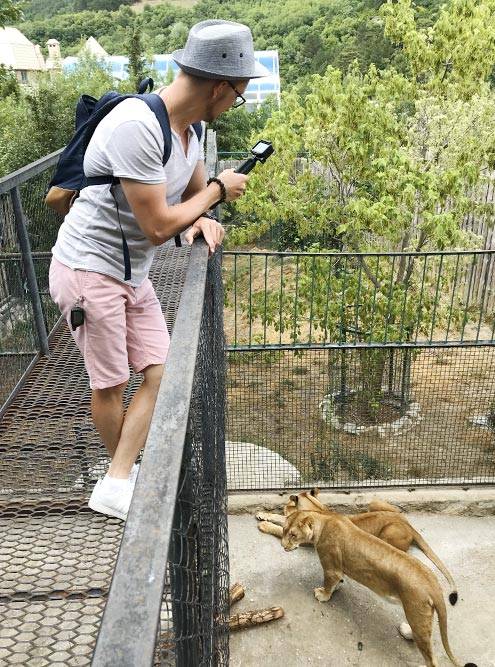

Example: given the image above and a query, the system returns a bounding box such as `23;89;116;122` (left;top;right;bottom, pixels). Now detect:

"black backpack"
46;78;202;280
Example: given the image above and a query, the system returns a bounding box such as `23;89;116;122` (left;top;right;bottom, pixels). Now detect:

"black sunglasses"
227;81;246;108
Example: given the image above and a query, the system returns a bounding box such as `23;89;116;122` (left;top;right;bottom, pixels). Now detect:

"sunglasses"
227;81;246;108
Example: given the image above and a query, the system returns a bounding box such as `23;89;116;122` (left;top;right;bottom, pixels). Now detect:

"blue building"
63;50;280;109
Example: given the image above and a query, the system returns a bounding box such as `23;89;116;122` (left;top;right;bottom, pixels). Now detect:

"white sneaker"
88;476;134;520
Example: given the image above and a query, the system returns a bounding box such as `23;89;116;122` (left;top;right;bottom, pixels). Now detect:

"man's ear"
211;80;228;100
310;487;320;497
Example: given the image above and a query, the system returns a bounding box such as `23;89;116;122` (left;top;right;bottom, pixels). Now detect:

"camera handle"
234;157;258;175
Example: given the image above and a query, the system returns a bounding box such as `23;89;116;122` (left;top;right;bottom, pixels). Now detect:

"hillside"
132;0;198;11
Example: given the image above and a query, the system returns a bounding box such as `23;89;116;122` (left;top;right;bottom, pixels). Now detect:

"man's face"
204;80;249;122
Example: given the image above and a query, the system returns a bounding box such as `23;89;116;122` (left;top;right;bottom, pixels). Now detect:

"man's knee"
92;381;128;404
142;364;164;391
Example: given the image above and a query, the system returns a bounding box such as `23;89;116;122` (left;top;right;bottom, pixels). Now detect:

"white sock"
102;473;131;491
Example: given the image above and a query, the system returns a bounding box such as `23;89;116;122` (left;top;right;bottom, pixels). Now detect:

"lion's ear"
289;495;299;505
310;487;320;497
302;515;314;530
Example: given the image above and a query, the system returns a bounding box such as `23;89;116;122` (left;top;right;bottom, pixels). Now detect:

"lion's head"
281;511;316;551
284;488;327;517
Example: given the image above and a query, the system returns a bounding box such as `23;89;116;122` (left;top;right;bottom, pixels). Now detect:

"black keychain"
70;302;85;331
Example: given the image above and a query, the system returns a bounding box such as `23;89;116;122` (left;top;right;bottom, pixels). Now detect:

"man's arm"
181;160;208;202
120;166;245;250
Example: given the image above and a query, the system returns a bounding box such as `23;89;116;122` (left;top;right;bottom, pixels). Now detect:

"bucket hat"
172;20;271;81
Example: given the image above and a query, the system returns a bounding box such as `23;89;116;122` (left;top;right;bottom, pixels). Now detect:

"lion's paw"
314;587;331;602
255;512;272;521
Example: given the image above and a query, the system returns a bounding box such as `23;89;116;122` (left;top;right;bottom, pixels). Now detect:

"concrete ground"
228;511;495;667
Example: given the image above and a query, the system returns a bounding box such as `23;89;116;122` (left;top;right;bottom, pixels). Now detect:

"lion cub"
282;511;476;667
257;488;457;604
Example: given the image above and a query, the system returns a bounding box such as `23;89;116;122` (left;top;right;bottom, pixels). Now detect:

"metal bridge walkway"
0;245;189;666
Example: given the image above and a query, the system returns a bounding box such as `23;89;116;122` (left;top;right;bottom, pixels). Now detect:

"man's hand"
216;169;249;202
184;217;225;255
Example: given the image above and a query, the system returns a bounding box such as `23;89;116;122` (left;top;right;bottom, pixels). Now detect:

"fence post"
10;186;50;356
206;129;218;179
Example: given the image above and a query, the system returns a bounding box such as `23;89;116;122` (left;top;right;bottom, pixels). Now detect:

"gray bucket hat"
172;20;271;81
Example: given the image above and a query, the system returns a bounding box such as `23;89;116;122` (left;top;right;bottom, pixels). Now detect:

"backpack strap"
85;95;202;255
192;122;203;142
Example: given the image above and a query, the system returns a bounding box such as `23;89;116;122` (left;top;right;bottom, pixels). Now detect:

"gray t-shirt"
52;96;205;287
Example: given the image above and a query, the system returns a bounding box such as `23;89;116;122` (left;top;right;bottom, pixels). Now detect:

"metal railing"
93;242;229;665
0;149;64;405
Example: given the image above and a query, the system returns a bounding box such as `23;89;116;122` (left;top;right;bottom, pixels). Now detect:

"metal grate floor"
0;245;190;665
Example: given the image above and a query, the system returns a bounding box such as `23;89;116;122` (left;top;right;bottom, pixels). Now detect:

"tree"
0;0;22;27
227;0;495;420
0;64;20;99
125;19;149;92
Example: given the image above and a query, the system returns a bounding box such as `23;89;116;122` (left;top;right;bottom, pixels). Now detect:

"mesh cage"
1;162;61;405
224;250;495;490
165;249;229;665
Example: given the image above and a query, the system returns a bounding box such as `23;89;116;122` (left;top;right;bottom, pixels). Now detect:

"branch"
229;607;285;631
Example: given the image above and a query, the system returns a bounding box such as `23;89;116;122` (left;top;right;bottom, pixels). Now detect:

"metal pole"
10;186;50;356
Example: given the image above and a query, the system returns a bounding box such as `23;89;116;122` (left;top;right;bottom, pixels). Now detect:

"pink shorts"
49;257;170;389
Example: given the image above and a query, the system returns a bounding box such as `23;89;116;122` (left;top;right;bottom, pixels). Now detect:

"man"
49;20;270;520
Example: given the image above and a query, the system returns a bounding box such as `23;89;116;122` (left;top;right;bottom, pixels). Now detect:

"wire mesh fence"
0;151;63;406
224;250;495;490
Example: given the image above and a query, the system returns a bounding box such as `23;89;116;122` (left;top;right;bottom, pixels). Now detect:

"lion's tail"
413;529;458;604
432;592;477;667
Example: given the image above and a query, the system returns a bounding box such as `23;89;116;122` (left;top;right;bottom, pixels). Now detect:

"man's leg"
107;363;164;478
91;381;128;459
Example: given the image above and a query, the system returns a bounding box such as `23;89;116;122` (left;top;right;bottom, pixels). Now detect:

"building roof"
0;27;45;71
82;36;109;59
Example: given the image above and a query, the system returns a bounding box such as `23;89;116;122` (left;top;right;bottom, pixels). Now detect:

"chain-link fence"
0;150;229;664
224;250;495;489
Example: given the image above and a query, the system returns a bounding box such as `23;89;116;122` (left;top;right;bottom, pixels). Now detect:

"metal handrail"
0;148;63;195
92;240;210;666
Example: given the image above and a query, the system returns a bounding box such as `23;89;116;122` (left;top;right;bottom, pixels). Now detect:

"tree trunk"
357;348;387;423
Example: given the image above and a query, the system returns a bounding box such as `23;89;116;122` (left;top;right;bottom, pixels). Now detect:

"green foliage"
16;0;438;80
0;64;20;99
212;97;276;153
22;0;133;21
0;0;23;27
235;1;495;255
125;18;150;91
0;57;114;177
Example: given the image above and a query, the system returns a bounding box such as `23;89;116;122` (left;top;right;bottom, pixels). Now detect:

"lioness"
257;488;457;604
282;511;476;667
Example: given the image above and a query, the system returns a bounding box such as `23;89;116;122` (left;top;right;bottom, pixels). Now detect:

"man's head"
174;72;248;122
172;20;270;121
